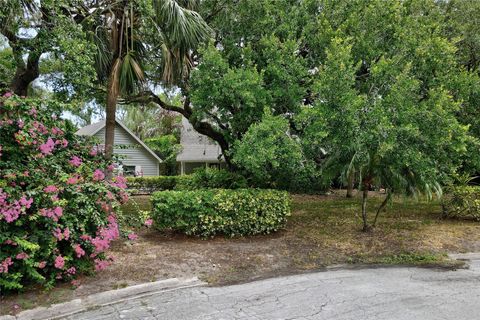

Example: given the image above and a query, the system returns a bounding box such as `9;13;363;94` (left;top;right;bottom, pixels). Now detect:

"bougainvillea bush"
0;94;129;293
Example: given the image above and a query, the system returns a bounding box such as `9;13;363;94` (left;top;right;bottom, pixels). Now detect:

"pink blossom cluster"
0;257;13;273
66;174;80;184
16;252;29;260
53;227;70;241
39;206;63;222
0;189;33;223
93;169;105;181
73;244;85;258
44;185;59;193
39;137;55;155
54;256;65;269
69;156;82;167
110;176;127;189
94;259;110;271
84;215;119;255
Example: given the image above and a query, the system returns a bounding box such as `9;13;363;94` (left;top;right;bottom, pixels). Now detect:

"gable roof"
176;117;224;162
76;119;162;163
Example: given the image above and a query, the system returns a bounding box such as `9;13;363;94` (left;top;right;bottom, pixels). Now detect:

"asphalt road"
62;254;480;320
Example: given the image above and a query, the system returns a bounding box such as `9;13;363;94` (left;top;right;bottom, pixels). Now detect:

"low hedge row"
151;189;290;237
442;186;480;220
126;176;188;193
126;169;248;193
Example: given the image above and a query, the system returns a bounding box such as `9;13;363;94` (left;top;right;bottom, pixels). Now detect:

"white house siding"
94;125;159;176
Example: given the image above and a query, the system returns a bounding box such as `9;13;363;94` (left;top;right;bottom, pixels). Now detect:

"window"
123;165;136;177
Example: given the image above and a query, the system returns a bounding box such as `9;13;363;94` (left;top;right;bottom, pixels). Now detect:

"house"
76;119;162;176
176;117;225;175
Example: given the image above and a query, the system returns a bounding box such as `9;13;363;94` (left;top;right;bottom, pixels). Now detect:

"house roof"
76;119;163;163
176;117;224;162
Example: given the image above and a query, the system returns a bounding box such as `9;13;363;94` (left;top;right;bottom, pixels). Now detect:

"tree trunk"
346;170;355;198
361;186;369;232
373;190;391;228
104;60;121;161
10;51;40;96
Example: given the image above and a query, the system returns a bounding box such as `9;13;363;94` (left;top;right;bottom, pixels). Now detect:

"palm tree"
87;0;211;160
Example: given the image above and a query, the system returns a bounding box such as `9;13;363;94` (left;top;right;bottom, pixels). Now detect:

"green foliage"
0;95;127;292
145;134;181;176
443;186;480;221
233;112;318;191
126;176;185;193
183;168;248;190
126;169;247;193
0;46;15;89
190;45;270;145
151;189;290;237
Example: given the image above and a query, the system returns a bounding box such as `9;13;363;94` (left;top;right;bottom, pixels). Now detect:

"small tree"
233;112;310;190
303;37;472;231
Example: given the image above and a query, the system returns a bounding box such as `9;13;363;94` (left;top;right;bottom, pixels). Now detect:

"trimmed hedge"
126;176;188;193
151;189;290;237
442;186;480;220
127;169;248;193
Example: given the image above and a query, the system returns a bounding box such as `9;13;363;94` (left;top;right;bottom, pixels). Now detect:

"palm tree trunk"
105;60;121;161
361;178;371;232
346;170;355;198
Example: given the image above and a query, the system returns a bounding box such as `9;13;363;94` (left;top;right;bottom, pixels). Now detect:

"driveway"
61;254;480;320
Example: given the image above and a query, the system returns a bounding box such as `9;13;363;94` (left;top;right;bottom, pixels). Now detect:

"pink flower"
0;257;13;273
63;227;70;240
16;252;29;260
54;256;65;269
66;267;76;275
66;175;79;184
3;92;13;98
92;169;105;181
144;219;153;227
89;147;98;156
94;259;110;271
38;261;47;269
73;244;85;258
71;279;81;287
39;138;55;155
3;239;17;246
55;139;68;148
53;227;63;240
127;233;138;241
51;127;63;135
69;156;82;167
111;176;127;189
44;185;59;193
39;206;63;221
19;196;33;208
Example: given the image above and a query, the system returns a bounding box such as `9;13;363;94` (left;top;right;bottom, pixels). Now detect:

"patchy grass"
2;190;479;315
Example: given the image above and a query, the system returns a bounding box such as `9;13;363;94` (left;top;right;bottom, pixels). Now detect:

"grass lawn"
2;190;479;315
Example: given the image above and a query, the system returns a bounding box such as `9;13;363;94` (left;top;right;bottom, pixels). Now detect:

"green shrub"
126;169;248;193
151;189;290;237
442;186;480;220
178;168;248;190
0;94;127;292
126;176;189;193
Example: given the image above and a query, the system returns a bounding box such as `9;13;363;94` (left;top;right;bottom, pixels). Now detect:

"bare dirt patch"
2;191;480;315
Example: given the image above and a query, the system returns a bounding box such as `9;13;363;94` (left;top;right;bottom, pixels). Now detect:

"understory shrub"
151;189;290;237
0;94;129;292
178;168;248;190
126;175;187;193
442;186;480;220
126;168;248;193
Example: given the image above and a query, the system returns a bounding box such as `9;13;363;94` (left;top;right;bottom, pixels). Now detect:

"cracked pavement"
61;257;480;320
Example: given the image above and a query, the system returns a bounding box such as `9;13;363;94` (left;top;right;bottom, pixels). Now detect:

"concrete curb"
1;277;206;320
